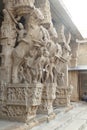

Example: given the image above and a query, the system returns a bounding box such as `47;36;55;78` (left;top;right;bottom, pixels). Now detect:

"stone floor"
1;102;87;130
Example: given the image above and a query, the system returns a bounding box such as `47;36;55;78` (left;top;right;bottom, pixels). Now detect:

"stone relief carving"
0;0;72;124
3;0;14;10
59;25;71;60
14;0;35;7
67;84;73;106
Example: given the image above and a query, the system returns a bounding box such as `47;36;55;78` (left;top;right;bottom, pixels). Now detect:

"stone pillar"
69;40;79;67
37;83;56;118
54;24;72;107
35;0;57;118
0;8;16;83
0;1;44;125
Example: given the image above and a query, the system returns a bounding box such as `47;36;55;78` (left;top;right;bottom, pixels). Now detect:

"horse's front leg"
12;56;22;83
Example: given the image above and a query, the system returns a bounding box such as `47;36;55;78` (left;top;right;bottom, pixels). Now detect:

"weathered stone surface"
54;85;73;107
38;83;57;115
0;83;43;122
0;0;72;127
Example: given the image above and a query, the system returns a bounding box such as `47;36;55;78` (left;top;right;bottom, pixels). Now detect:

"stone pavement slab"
0;120;26;130
31;102;87;130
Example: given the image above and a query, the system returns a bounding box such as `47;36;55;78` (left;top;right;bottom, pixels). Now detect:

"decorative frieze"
0;83;43;122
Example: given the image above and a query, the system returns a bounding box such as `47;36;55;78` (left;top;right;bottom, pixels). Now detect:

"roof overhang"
68;66;87;71
0;0;83;40
49;0;83;40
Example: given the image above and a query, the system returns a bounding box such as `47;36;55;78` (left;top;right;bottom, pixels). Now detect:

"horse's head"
30;8;44;23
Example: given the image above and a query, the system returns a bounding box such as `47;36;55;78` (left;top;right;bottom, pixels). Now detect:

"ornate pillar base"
54;87;71;107
37;83;56;117
0;83;43;123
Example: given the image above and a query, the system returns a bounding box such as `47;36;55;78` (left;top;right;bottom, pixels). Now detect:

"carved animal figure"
12;8;47;83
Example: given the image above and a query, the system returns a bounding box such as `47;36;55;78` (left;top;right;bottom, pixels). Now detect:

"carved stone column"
0;1;44;125
35;0;57;118
0;8;16;83
54;24;72;107
69;40;79;67
37;83;56;119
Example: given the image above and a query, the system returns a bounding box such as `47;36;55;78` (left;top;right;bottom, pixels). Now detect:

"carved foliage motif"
1;83;43;120
6;106;26;117
7;84;43;106
54;86;73;107
7;87;26;104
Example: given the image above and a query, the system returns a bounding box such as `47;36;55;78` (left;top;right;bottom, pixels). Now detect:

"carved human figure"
22;55;38;83
7;88;16;101
46;41;62;83
12;8;46;83
12;22;29;83
45;56;55;83
11;7;57;84
37;47;50;82
57;72;65;86
55;43;62;58
14;8;52;83
17;23;27;42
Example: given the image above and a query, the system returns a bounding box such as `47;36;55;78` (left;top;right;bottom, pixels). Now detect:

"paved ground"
31;102;87;130
1;102;87;130
0;120;25;130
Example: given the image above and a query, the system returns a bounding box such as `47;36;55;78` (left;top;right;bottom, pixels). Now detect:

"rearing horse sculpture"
12;8;47;83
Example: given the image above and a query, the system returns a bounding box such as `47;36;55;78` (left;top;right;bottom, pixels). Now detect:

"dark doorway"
78;71;87;100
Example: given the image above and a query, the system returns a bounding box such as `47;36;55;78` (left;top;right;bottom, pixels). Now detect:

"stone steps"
31;107;74;130
55;103;87;130
31;102;87;130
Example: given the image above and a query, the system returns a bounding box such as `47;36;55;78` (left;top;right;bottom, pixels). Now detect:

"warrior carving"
12;7;51;83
